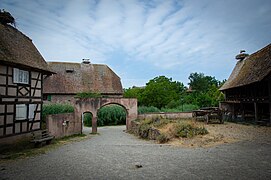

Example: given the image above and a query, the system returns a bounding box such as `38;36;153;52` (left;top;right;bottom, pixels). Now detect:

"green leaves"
124;73;225;110
97;105;126;126
142;76;186;109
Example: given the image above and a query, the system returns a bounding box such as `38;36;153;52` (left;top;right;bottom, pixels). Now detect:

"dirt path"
1;126;271;179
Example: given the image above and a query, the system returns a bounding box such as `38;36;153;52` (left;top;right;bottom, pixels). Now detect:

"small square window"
16;104;27;120
13;68;29;84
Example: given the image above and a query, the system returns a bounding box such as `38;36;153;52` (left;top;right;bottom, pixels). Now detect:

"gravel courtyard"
1;125;271;180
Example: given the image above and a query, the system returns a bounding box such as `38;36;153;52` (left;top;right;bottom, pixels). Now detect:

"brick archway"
74;98;137;133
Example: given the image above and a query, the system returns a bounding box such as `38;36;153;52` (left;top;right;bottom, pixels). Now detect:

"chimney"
82;59;90;64
235;50;249;61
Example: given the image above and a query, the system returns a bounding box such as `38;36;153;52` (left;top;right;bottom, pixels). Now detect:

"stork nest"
0;10;15;26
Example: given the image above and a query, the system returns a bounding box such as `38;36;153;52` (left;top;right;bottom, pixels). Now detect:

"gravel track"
1;125;271;180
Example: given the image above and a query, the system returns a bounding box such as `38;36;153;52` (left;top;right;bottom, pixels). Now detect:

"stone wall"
46;113;81;138
137;112;192;120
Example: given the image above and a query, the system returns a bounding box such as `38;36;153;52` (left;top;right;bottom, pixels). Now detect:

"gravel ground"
1;125;271;180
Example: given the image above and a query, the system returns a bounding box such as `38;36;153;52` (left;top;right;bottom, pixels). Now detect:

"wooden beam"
254;102;258;122
241;103;245;121
268;79;271;124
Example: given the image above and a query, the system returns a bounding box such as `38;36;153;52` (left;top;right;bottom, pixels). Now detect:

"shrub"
42;103;74;120
138;106;160;114
173;121;208;138
157;133;169;143
97;105;126;126
161;104;199;112
83;113;92;127
138;124;151;139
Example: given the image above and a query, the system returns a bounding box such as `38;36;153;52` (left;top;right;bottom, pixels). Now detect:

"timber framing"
0;22;53;139
0;64;44;138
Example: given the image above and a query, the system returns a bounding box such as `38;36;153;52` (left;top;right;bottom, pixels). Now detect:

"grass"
75;92;102;98
0;133;86;161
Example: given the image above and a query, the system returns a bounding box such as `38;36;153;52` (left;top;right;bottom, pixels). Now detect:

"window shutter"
28;104;37;119
13;68;19;83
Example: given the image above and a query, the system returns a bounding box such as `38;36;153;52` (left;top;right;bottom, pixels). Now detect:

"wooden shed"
220;44;271;124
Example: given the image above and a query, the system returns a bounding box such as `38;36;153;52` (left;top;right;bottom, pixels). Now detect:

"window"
13;68;29;84
28;104;37;119
16;104;27;120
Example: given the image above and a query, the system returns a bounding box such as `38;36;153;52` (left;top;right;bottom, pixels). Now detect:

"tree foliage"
124;73;225;111
142;76;185;109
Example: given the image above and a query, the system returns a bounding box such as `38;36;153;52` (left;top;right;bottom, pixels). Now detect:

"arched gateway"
74;98;137;133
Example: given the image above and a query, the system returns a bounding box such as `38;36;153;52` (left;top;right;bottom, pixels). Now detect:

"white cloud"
2;0;271;87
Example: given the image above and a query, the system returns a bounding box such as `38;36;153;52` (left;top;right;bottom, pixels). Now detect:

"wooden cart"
192;107;223;124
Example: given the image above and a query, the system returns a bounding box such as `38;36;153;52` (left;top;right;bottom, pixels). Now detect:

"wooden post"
254;102;258;122
241;103;245;121
232;103;235;120
269;80;271;124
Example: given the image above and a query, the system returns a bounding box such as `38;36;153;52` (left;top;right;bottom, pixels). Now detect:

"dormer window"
13;68;29;84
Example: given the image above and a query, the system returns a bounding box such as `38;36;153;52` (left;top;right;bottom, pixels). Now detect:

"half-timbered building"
220;44;271;124
0;23;53;139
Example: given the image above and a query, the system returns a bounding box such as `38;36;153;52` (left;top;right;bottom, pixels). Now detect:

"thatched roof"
0;23;53;74
43;62;123;95
220;43;271;91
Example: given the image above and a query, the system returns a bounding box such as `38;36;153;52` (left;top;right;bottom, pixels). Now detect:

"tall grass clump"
138;106;161;114
75;91;102;98
173;121;208;138
97;105;126;126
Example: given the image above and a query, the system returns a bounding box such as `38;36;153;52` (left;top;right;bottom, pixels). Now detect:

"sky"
1;0;271;88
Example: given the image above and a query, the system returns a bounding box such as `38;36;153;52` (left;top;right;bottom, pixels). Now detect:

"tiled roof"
43;62;123;95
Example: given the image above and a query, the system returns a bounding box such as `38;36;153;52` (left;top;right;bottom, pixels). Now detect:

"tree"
123;86;145;106
186;72;224;107
141;76;185;109
188;72;218;92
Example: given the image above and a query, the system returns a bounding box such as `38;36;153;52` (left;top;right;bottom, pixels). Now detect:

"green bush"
138;106;161;114
97;105;126;126
83;113;92;127
174;122;208;138
42;103;74;120
42;103;74;129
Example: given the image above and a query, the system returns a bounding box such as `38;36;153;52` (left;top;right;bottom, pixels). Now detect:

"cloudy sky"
2;0;271;88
